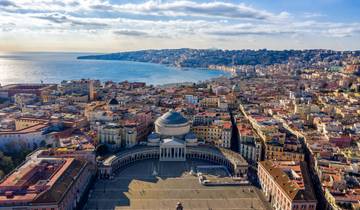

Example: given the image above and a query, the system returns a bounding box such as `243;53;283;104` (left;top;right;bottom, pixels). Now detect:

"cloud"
35;13;68;24
204;22;295;36
111;1;288;20
113;29;173;39
291;21;360;37
303;12;325;18
1;0;288;21
113;30;149;37
207;30;293;36
90;4;113;11
1;0;360;51
0;22;15;31
0;0;17;8
34;13;108;27
325;26;360;38
204;20;360;38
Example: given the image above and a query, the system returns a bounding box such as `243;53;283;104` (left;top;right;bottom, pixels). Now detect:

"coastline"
0;52;230;86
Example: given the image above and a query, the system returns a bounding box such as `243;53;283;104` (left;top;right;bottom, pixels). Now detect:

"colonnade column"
160;146;186;161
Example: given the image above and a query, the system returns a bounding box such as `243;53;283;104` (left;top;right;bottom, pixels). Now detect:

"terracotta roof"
32;159;86;204
0;123;48;135
260;160;316;202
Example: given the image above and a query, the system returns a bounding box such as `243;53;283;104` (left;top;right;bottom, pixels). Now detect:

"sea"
0;52;229;86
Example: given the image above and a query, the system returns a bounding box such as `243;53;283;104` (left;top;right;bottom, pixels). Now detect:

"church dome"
232;84;241;92
185;132;197;144
108;98;119;105
156;109;188;125
148;132;160;141
147;132;160;146
185;132;196;139
155;109;190;137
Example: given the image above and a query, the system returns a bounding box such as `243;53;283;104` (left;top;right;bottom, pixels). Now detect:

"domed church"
107;98;120;111
148;109;198;161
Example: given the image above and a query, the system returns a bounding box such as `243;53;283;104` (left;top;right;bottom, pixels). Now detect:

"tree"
96;144;108;156
40;140;46;148
33;143;38;150
0;170;4;179
0;152;15;174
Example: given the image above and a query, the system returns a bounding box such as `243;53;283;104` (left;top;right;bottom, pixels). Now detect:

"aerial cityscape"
0;1;359;210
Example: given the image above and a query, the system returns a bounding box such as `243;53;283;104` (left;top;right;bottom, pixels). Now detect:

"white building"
14;93;37;108
60;79;90;95
0;125;47;151
98;123;137;150
98;123;122;150
239;135;262;165
184;95;198;105
218;96;229;111
149;109;198;161
159;137;186;161
258;161;317;210
220;128;232;148
123;126;137;148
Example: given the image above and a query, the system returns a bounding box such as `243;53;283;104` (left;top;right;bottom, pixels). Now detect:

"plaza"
84;159;271;210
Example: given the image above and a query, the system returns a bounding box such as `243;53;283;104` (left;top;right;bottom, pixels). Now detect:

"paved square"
84;159;271;210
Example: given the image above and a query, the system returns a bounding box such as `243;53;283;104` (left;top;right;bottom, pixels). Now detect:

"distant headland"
77;48;360;69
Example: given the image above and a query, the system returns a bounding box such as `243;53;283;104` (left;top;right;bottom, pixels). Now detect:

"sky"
0;0;359;52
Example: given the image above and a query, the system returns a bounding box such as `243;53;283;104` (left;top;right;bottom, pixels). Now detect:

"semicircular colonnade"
98;145;248;179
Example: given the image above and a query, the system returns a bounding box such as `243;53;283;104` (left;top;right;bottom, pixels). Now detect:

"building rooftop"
0;155;87;207
162;137;185;146
32;159;85;204
0;84;54;91
259;160;316;202
0;123;48;135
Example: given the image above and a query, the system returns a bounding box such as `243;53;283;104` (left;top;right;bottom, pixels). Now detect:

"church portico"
160;138;186;161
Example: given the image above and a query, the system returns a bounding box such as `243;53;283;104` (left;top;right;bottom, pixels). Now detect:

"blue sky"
0;0;359;52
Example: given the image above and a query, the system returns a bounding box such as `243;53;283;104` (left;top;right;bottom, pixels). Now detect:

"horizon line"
1;47;360;54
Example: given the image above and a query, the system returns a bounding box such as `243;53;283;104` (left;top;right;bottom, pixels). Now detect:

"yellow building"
265;142;304;161
200;97;219;108
192;125;222;144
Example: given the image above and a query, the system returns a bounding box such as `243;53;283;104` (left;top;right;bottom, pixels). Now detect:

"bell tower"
89;80;96;101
